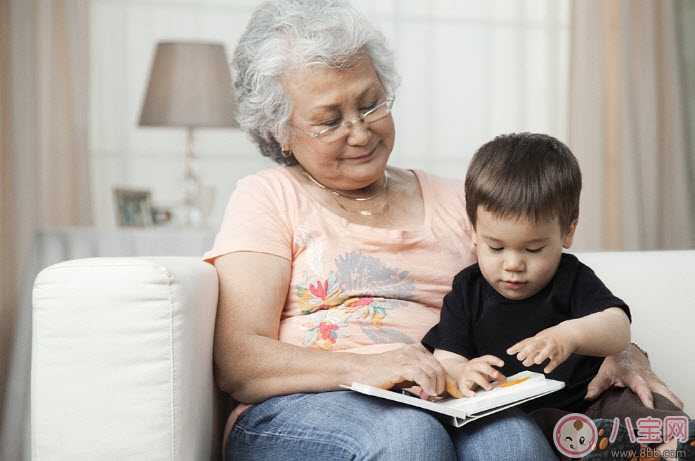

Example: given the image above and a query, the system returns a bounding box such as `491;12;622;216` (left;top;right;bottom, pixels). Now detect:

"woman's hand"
586;343;684;409
356;344;448;397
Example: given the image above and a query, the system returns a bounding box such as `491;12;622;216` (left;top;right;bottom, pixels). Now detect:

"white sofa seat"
30;251;694;460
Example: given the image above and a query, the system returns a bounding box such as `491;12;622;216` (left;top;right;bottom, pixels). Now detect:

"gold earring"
281;149;292;158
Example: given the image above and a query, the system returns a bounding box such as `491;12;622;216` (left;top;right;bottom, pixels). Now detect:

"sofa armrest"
31;257;219;460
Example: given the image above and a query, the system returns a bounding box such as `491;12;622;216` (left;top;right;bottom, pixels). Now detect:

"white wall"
90;0;570;229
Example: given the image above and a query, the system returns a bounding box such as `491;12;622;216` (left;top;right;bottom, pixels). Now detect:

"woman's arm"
586;343;685;409
213;251;448;403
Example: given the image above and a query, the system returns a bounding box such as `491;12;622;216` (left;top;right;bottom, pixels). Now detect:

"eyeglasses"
292;97;395;144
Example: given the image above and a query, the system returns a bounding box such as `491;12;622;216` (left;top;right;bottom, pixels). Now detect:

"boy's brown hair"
465;132;581;231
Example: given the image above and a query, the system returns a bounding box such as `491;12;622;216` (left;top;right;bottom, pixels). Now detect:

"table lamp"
139;41;239;227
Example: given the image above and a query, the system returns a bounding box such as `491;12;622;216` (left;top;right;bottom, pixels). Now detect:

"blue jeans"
226;391;558;460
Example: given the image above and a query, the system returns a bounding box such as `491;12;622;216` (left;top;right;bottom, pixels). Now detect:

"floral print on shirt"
296;271;348;314
294;249;415;349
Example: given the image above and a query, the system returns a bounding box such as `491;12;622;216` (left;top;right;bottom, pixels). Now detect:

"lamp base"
182;203;203;228
178;183;216;229
182;127;203;228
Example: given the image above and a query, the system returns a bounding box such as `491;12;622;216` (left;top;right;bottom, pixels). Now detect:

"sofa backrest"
576;250;694;415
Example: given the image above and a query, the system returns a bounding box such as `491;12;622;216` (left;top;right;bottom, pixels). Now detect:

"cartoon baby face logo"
554;413;598;457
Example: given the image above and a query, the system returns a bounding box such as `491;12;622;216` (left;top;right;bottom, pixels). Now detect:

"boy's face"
471;206;577;301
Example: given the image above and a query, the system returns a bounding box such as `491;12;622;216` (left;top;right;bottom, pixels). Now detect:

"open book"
342;371;564;427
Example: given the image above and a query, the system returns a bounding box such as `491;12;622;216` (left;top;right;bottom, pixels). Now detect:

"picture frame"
113;187;153;227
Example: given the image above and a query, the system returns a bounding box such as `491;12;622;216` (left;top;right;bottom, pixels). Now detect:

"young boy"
422;133;692;460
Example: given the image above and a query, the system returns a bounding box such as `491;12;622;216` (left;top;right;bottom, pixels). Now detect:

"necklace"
302;169;391;216
332;186;390;216
302;169;389;201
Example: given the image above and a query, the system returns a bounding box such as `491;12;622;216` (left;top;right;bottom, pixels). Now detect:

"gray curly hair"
232;0;399;165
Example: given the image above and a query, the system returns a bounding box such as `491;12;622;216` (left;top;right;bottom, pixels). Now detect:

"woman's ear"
563;220;578;249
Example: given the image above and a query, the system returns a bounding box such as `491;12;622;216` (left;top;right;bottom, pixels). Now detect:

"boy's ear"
563;220;578;249
471;227;478;246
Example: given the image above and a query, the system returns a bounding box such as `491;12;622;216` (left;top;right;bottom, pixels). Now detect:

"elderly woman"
204;1;682;459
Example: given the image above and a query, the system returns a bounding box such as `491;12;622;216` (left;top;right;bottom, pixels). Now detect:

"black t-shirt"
422;253;630;413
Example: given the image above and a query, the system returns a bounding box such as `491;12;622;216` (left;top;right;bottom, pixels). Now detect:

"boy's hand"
507;326;574;374
447;355;505;398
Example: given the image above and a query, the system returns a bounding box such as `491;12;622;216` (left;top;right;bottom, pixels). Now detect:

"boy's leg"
584;387;688;421
529;407;573;461
584;388;692;460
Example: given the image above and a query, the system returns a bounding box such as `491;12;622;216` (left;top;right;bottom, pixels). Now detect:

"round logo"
554;413;597;457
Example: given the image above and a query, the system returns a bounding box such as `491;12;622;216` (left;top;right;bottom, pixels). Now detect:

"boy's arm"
561;307;631;356
507;307;631;374
433;348;505;397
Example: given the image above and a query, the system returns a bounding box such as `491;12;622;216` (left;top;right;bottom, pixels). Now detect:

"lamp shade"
138;41;239;128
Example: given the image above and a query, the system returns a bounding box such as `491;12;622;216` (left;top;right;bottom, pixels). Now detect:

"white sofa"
30;251;694;460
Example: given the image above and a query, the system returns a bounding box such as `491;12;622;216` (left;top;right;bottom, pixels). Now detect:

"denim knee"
226;393;556;461
450;408;558;460
351;402;456;460
226;392;457;461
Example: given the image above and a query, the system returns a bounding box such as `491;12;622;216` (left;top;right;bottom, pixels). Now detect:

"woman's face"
283;56;395;192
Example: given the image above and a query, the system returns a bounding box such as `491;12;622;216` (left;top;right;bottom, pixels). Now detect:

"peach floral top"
203;166;476;354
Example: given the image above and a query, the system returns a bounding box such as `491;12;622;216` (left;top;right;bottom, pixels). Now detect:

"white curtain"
0;1;92;459
569;0;693;250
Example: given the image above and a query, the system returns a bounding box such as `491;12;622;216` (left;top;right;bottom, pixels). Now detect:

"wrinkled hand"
357;344;447;397
586;344;684;409
507;327;572;374
449;355;505;398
